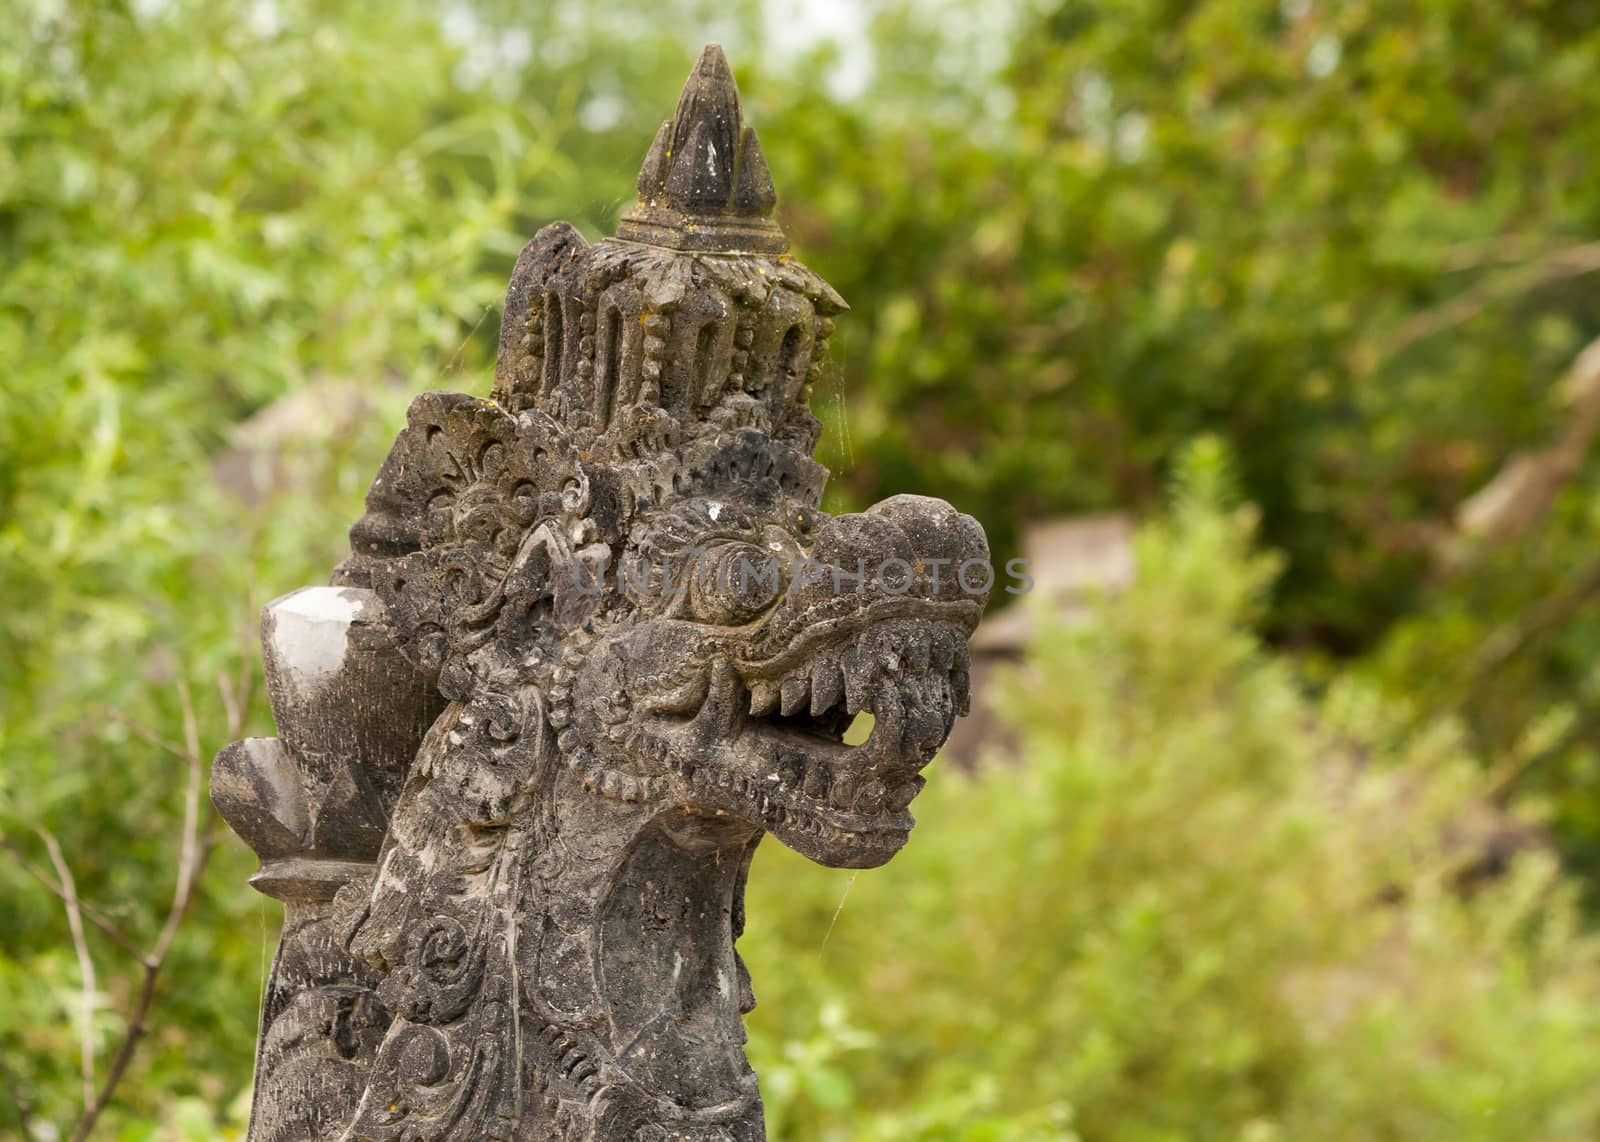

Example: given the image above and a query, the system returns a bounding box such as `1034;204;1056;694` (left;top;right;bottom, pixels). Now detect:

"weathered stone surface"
214;44;989;1140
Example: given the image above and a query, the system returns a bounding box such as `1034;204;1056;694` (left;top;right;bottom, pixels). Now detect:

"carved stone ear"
331;389;606;702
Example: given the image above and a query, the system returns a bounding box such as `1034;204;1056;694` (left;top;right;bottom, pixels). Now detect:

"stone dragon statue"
212;45;990;1141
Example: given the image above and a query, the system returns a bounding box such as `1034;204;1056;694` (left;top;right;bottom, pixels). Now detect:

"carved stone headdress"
491;44;844;458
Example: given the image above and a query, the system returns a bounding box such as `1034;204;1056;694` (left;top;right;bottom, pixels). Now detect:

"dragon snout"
771;494;991;630
862;493;991;603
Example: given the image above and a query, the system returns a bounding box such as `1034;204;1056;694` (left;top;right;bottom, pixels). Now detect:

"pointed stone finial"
616;44;787;255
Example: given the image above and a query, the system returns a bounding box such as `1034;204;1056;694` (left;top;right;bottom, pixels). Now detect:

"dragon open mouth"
646;617;974;867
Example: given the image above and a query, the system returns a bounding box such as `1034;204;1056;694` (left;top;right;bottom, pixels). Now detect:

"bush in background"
741;446;1600;1140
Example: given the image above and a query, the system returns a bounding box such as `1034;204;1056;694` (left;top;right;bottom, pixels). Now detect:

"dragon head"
562;491;986;868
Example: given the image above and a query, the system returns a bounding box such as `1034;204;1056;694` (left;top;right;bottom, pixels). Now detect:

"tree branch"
1462;336;1600;539
35;828;97;1114
1438;233;1567;272
1377;241;1600;363
0;835;145;963
1471;556;1600;682
66;672;243;1142
1426;331;1600;576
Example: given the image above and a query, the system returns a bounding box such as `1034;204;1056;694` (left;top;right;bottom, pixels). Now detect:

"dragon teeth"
841;648;872;715
886;778;922;811
811;660;845;716
749;681;781;717
856;778;887;814
780;674;810;717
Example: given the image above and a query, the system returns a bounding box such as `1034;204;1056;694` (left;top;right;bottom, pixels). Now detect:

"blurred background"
5;0;1600;1137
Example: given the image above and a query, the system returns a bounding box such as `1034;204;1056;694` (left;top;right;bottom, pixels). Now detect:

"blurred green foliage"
3;0;1600;1136
743;445;1600;1139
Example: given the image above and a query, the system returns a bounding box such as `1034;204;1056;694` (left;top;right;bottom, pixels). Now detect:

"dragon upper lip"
739;596;982;679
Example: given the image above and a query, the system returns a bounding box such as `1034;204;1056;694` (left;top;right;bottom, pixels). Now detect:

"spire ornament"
212;45;989;1141
617;44;786;254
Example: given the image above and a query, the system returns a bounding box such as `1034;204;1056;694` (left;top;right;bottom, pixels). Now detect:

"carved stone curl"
213;45;989;1141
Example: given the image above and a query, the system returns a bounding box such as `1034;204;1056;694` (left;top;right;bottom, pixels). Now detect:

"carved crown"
490;44;846;455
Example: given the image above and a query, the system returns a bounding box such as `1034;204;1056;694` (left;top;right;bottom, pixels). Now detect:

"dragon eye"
691;542;785;624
